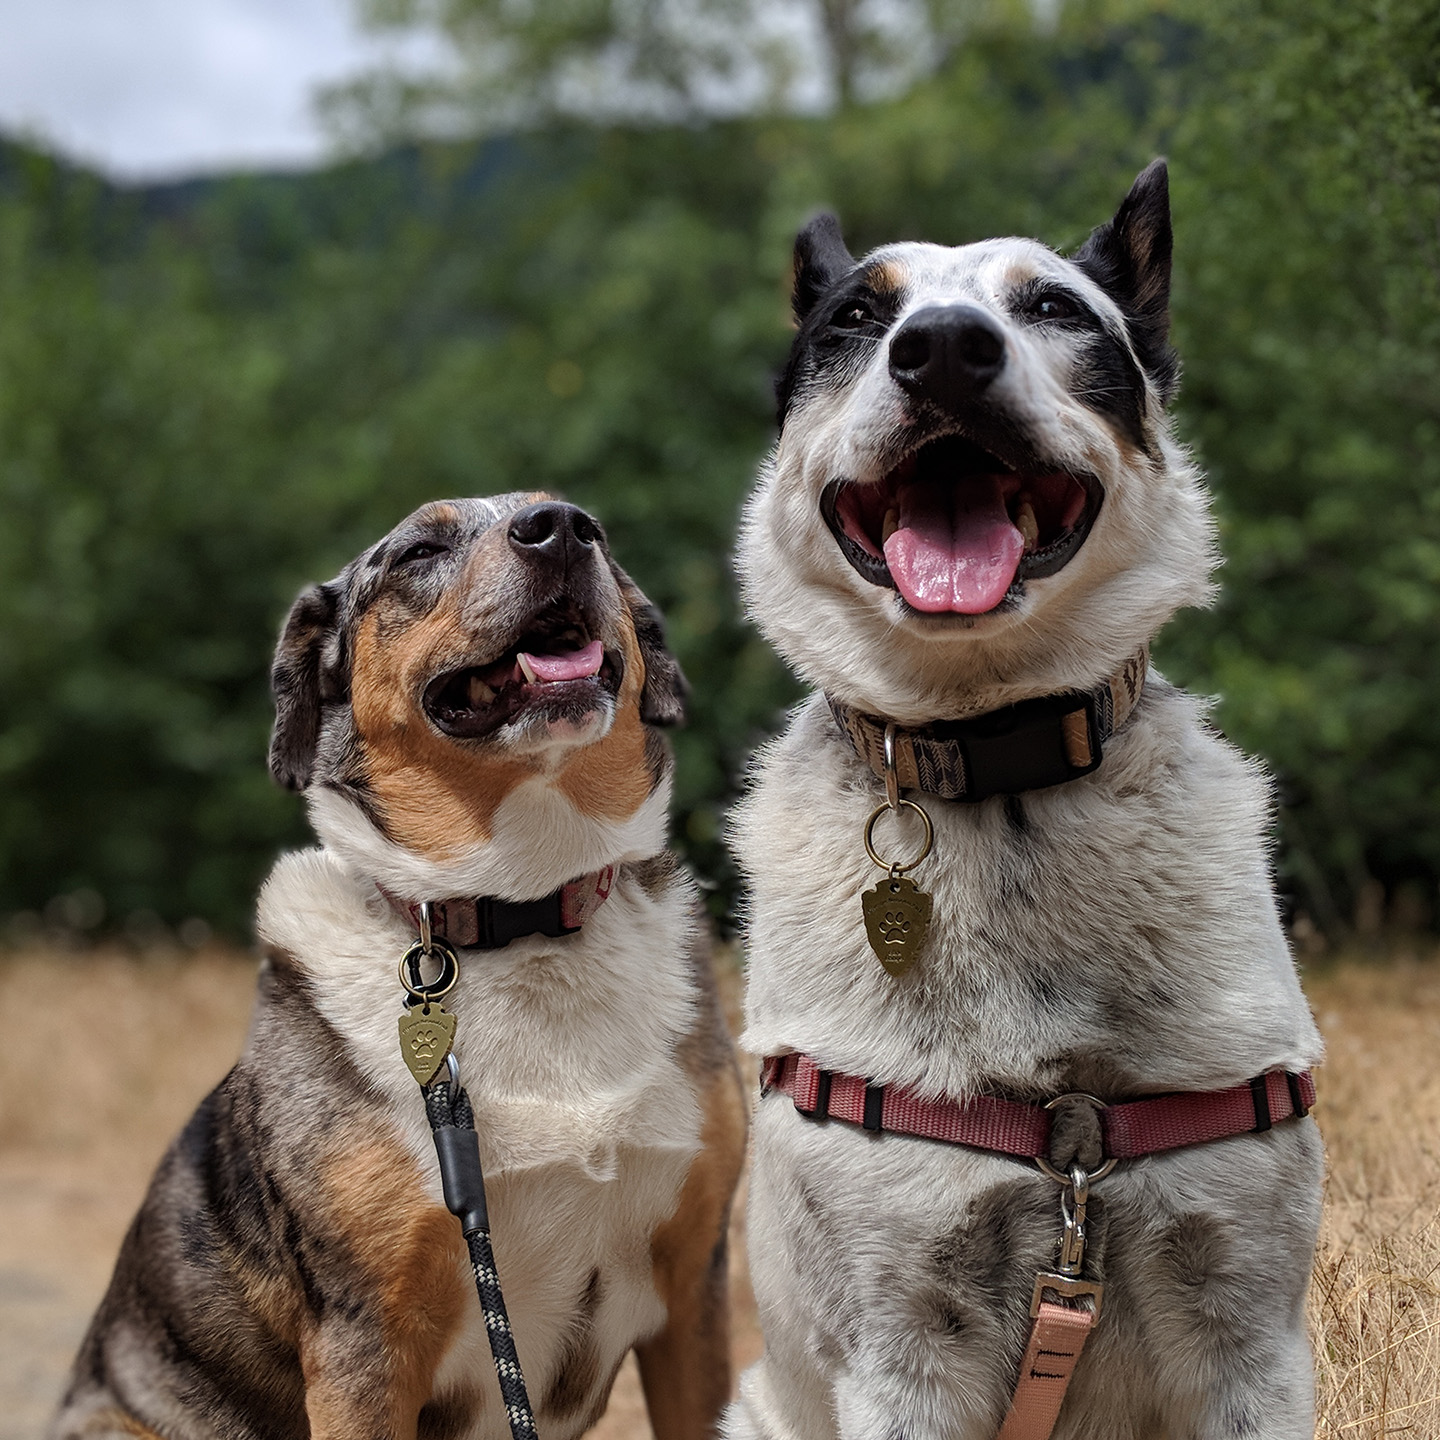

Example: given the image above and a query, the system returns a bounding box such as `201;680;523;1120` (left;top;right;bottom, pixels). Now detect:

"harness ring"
863;798;934;875
1035;1091;1118;1184
398;937;460;1003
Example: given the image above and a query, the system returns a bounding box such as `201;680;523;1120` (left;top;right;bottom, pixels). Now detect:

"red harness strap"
761;1052;1316;1439
760;1052;1314;1159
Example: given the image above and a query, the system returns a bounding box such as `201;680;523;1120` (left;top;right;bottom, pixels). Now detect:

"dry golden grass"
0;944;1436;1438
1306;958;1440;1436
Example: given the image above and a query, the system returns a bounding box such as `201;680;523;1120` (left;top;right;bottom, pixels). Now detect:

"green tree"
1159;0;1440;929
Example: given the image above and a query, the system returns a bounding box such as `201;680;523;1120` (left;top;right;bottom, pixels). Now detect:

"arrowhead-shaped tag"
397;1002;457;1086
861;875;933;977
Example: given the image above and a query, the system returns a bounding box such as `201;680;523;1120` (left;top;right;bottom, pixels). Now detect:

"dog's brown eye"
831;301;876;330
1028;293;1081;322
395;541;448;566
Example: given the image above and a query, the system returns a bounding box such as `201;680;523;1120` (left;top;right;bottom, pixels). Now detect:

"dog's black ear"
269;582;342;792
1074;159;1178;399
793;212;855;323
612;564;687;727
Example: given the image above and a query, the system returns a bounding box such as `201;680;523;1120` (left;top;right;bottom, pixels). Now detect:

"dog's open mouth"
424;604;622;740
821;435;1103;615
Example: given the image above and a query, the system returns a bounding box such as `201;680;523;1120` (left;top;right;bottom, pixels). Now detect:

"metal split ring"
863;798;934;876
398;936;460;1003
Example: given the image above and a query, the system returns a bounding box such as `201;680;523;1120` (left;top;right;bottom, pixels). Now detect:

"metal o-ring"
1034;1092;1118;1184
863;798;934;874
1035;1154;1118;1185
398;938;460;1002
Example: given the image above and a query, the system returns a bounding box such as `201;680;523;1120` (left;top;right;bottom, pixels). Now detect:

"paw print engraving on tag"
397;1002;457;1086
861;875;932;976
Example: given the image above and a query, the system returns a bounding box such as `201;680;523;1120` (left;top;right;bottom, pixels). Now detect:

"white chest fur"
736;682;1322;1097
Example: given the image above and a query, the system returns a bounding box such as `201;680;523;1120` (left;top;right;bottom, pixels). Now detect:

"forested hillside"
1;0;1437;939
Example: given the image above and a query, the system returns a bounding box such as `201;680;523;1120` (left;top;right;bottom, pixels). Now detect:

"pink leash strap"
996;1301;1096;1440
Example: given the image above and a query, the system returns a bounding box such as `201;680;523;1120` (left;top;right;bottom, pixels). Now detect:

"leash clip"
1030;1161;1105;1319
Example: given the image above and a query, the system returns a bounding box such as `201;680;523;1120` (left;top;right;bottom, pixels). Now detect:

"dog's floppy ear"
1074;158;1178;399
611;564;687;727
793;212;855;323
269;581;342;791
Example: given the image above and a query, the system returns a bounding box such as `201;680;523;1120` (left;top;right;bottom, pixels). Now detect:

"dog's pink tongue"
882;475;1024;614
518;639;604;682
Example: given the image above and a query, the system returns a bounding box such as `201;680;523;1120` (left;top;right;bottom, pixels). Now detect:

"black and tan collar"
383;866;616;950
829;650;1147;803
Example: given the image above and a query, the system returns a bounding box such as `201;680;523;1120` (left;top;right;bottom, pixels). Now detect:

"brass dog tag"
398;1002;457;1086
862;875;933;977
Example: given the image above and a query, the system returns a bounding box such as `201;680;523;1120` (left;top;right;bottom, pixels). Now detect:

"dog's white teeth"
1016;500;1039;552
468;676;496;707
882;508;899;544
517;654;538;684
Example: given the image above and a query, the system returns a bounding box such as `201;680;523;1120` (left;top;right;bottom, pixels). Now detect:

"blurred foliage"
0;0;1437;939
1160;0;1440;930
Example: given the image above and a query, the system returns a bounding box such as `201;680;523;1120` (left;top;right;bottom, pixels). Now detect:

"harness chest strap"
762;1053;1316;1439
997;1301;1095;1440
760;1053;1314;1159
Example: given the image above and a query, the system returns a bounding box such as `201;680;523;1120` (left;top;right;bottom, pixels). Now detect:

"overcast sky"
0;0;406;181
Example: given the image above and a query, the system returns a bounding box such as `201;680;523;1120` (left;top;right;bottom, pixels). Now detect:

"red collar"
761;1051;1314;1168
384;866;615;951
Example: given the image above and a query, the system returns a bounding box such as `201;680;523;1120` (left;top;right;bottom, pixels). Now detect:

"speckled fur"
726;167;1323;1439
53;495;745;1440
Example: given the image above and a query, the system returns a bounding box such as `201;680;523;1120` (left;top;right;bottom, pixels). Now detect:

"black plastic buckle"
938;690;1102;803
1249;1074;1273;1132
862;1082;884;1132
1285;1072;1310;1119
812;1070;833;1121
475;889;578;950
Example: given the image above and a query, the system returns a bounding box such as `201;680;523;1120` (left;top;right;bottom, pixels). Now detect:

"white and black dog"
727;162;1324;1438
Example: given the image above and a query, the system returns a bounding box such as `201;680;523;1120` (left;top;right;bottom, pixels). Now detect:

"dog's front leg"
637;1068;748;1440
299;1320;433;1440
1155;1328;1316;1440
293;1191;473;1440
830;1343;1020;1440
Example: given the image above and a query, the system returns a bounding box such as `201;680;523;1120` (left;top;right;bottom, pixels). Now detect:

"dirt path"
2;946;1437;1438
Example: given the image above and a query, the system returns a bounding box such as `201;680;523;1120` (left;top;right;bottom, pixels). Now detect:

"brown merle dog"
52;494;746;1440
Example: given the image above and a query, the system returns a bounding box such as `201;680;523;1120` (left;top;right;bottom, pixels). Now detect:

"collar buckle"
946;689;1102;802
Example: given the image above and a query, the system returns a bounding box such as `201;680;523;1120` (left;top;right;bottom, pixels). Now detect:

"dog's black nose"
889;304;1006;408
507;502;602;568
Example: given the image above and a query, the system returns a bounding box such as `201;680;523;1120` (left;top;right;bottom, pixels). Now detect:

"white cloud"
0;0;397;180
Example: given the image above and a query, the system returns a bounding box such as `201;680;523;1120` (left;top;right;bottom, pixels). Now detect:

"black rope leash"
396;913;538;1440
423;1072;538;1440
